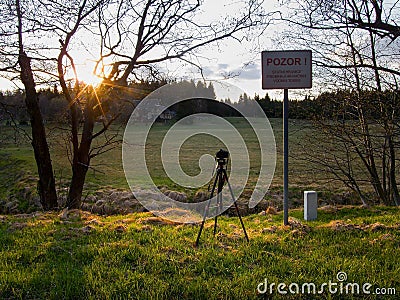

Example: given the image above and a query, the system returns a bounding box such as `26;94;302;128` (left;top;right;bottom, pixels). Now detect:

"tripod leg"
213;194;218;236
213;191;220;236
195;170;219;247
223;170;249;242
232;197;249;242
213;211;218;236
213;171;224;236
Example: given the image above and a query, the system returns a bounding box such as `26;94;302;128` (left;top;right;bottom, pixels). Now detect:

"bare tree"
51;0;108;209
0;0;58;209
55;0;272;208
279;0;400;205
1;0;272;209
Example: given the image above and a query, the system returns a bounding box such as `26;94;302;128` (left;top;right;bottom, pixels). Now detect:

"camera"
216;148;229;160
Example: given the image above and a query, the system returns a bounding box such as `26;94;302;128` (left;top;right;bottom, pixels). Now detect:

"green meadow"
0;118;399;299
0;207;399;299
0;118;353;206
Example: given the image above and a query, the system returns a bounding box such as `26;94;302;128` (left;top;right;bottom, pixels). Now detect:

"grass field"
0;119;399;299
0;118;354;208
0;206;399;299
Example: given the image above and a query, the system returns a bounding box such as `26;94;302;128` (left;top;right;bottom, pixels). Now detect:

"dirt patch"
323;220;395;232
261;218;311;236
261;225;278;234
370;233;397;244
68;225;96;235
135;225;153;232
287;217;311;233
114;225;127;233
319;205;338;213
0;215;6;223
58;208;93;221
7;222;28;232
364;222;388;232
156;208;202;224
81;225;95;234
137;216;177;226
84;218;104;226
115;218;137;225
324;220;364;231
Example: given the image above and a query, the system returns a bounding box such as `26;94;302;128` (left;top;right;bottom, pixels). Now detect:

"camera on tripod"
215;148;229;165
195;147;249;246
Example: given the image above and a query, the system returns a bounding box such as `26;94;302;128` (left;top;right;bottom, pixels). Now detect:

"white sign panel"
262;50;312;89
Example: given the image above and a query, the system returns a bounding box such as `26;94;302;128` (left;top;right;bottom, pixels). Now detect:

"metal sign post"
261;50;312;226
283;89;289;225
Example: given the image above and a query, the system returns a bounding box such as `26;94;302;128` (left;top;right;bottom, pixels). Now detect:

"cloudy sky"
176;0;287;100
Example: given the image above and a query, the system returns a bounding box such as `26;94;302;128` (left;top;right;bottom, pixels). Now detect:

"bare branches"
279;0;400;91
315;60;400;77
347;0;400;40
279;1;400;205
0;100;32;142
282;0;400;40
1;0;273;208
94;0;270;85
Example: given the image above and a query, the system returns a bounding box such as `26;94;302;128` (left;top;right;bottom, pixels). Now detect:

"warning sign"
262;50;312;89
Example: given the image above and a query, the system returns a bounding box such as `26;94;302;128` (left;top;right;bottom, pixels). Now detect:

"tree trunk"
16;0;58;210
67;161;89;209
66;95;96;209
388;136;400;206
18;52;58;210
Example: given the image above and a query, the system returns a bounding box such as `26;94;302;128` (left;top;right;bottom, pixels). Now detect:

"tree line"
0;79;169;124
2;83;399;124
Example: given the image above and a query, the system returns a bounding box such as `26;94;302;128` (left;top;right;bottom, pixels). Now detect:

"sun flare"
80;71;103;87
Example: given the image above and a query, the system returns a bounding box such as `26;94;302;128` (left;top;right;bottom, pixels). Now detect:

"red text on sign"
266;57;302;66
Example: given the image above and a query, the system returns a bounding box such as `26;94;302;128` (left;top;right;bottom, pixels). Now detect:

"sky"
0;0;309;100
175;0;288;100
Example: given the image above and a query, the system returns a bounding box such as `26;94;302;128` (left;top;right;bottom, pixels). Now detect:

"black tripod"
195;155;249;246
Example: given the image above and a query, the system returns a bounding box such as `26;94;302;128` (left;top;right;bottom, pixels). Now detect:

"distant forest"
1;79;398;124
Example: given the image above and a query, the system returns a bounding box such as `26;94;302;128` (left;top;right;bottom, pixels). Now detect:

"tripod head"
215;148;229;168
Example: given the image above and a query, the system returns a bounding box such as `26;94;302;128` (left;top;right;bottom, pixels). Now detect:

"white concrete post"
304;191;317;221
